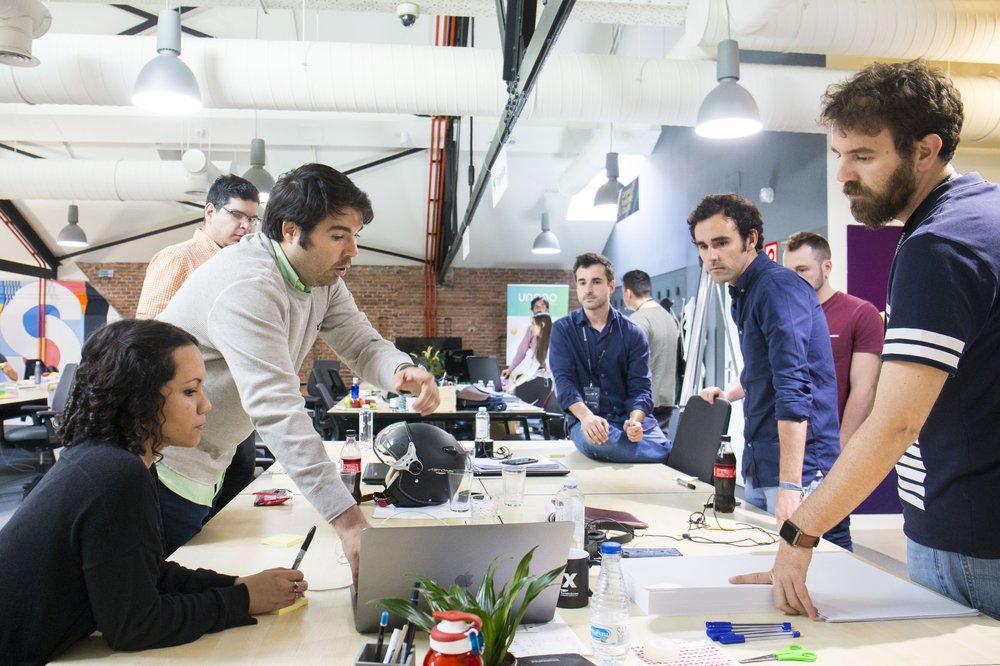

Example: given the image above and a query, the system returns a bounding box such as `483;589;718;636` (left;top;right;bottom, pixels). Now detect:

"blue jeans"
569;418;671;463
157;479;213;557
744;474;853;551
908;538;1000;620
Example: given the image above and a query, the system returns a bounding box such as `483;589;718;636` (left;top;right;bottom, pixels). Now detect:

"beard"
843;154;917;230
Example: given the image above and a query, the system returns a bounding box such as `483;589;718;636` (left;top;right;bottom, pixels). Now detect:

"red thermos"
423;611;484;666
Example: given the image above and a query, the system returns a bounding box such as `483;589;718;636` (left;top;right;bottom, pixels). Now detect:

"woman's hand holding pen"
237;568;308;615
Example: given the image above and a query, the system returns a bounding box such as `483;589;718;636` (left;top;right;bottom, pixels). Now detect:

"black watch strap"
779;519;820;548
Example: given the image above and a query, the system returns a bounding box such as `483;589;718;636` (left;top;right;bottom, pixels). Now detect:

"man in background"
621;269;679;432
782;232;883;446
550;253;670;464
137;174;260;513
157;164;439;582
136;174;260;318
502;296;549;379
691;194;850;550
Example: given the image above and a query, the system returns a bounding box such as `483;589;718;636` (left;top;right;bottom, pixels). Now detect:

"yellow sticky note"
261;533;305;547
271;473;291;482
548;453;565;458
270;596;309;615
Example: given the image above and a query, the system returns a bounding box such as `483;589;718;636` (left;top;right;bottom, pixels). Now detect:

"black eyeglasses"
220;206;261;226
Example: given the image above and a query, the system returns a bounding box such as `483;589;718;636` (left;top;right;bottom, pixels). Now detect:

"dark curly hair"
58;319;199;458
261;163;373;247
820;59;963;163
686;193;764;251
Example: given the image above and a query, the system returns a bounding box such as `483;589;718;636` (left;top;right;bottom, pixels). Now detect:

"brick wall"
78;261;579;387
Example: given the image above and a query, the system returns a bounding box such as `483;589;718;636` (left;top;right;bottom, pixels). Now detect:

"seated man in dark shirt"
550;252;671;464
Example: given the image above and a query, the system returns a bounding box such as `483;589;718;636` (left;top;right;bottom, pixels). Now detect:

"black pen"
675;477;696;490
376;610;389;659
402;581;420;662
291;525;317;570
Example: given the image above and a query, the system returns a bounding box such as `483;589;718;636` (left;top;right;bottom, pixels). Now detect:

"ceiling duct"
0;0;51;67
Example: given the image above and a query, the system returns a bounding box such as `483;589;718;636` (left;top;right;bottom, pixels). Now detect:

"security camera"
397;2;419;27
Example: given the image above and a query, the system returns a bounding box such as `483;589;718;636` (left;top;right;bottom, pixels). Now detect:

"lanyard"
581;317;617;386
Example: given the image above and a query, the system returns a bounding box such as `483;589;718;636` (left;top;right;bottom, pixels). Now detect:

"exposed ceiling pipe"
6;33;1000;144
0;159;209;200
685;0;1000;65
0;0;51;67
56;0;689;27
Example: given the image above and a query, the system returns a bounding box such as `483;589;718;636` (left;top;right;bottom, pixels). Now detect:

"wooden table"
0;382;50;421
56;441;1000;665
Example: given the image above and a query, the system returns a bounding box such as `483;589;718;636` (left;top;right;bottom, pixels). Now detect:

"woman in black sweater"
0;319;308;664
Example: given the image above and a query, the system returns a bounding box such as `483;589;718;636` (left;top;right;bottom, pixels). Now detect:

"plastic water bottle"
554;478;586;551
475;407;490;443
590;542;630;665
351;376;360;400
358;404;374;451
486;379;496;393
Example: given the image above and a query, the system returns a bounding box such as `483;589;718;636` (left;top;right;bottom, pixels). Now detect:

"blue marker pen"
376;610;389;659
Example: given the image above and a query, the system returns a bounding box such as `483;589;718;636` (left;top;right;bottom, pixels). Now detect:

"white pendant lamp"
593;152;623;208
695;39;761;139
132;9;202;114
242;138;275;203
57;204;88;248
531;212;560;255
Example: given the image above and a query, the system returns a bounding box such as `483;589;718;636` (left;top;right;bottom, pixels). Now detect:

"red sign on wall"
764;241;779;262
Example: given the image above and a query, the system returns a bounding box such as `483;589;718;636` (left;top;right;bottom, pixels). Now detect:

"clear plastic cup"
502;465;527;507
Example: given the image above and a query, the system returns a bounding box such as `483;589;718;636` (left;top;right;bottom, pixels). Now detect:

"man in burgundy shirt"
783;232;883;447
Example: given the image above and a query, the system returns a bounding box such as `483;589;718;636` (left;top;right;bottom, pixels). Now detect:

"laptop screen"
353;522;573;632
466;355;503;391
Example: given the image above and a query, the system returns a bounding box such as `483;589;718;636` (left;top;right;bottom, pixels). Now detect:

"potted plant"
375;547;565;666
412;346;446;382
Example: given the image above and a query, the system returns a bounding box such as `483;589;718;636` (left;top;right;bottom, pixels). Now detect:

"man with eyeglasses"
136;174;260;319
137;174;260;515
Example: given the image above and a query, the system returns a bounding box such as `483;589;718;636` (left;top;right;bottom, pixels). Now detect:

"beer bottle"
713;435;737;513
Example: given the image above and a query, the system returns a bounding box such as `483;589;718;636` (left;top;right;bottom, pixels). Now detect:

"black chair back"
666;395;732;484
307;359;342;398
513;376;554;410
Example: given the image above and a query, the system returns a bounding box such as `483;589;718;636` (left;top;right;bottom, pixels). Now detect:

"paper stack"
622;552;980;621
472;456;567;474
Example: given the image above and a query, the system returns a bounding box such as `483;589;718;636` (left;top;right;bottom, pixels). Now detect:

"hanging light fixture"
57;204;88;248
132;9;202;114
531;212;560;255
695;36;761;139
593;151;624;208
242;138;275;203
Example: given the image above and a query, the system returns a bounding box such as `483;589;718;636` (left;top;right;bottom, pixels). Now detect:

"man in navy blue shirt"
690;194;849;550
735;60;1000;621
549;253;671;463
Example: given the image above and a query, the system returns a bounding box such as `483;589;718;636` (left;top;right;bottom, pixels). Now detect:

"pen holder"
355;642;416;666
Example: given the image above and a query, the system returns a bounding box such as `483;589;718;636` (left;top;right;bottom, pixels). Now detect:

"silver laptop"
353;522;573;633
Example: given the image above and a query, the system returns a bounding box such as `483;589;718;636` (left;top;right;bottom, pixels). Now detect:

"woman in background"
508;313;552;387
0;319;306;665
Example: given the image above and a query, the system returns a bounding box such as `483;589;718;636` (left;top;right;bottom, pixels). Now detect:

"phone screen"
500;457;538;465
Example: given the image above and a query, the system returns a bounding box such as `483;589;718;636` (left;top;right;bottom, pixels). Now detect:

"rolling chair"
665;395;732;484
312;383;342;441
3;363;77;497
513;376;556;440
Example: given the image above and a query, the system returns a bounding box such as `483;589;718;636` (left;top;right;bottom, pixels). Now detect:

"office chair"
3;363;77;496
513;377;556;440
665;395;732;484
312;383;342;441
303;359;342;413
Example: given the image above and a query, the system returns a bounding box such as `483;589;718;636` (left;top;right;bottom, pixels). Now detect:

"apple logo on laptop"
454;571;474;589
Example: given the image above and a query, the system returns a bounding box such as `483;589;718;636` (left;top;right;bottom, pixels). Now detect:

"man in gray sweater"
622;270;679;432
157;163;439;582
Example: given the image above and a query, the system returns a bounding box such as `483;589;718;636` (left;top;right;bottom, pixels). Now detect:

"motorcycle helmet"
374;422;469;507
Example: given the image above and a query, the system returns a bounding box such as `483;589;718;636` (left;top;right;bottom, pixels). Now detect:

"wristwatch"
779;519;820;548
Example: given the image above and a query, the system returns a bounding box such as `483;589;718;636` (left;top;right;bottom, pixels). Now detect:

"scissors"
739;644;818;663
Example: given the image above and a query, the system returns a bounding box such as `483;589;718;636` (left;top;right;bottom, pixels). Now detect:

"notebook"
353;522;574;632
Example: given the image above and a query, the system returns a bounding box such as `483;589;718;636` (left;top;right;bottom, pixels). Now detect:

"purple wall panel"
845;224;904;514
